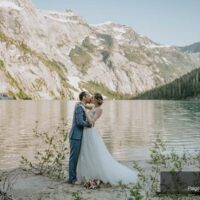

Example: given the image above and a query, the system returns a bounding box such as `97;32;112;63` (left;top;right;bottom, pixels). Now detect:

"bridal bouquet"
84;179;102;189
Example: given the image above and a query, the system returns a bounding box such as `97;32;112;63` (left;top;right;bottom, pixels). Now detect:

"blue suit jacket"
69;102;91;140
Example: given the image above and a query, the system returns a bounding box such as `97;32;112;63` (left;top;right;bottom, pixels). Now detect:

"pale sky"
32;0;200;46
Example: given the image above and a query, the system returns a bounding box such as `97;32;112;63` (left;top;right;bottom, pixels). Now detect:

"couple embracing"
68;91;138;185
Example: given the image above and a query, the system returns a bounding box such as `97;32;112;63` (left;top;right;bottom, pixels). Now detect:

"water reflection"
0;100;200;170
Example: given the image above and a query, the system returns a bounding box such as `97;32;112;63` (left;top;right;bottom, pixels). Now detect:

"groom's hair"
79;91;88;101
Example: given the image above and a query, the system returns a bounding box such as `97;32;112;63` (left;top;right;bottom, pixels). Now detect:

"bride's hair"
94;93;103;105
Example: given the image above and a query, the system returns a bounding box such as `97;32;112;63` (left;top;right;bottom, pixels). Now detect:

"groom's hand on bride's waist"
89;121;95;127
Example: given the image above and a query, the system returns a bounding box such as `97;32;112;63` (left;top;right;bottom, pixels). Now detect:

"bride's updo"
94;93;104;106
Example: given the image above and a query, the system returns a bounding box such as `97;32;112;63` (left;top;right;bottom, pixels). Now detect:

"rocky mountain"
0;0;200;99
180;42;200;53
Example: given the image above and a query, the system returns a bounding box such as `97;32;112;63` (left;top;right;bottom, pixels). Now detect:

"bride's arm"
85;104;95;110
81;106;94;125
84;108;103;126
92;109;103;123
86;109;103;124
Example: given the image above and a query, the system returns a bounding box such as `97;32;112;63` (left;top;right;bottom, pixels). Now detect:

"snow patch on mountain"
147;44;172;49
112;26;127;40
0;81;9;93
43;14;79;24
0;1;22;10
48;10;76;17
90;21;114;27
68;76;80;89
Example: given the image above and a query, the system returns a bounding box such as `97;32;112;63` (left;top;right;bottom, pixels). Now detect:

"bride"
77;93;138;185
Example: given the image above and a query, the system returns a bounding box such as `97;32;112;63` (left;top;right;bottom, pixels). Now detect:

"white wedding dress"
77;108;138;185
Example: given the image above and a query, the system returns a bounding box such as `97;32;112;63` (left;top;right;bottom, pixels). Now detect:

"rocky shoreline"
1;160;199;200
0;162;137;200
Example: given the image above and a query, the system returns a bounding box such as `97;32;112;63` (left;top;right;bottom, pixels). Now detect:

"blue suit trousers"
68;139;82;182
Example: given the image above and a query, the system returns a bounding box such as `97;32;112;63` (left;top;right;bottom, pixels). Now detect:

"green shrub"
0;59;4;70
4;72;31;99
82;37;95;52
21;119;69;179
69;45;91;74
16;90;31;100
0;32;13;44
97;33;113;48
130;133;199;199
124;48;144;64
72;190;83;200
101;50;110;63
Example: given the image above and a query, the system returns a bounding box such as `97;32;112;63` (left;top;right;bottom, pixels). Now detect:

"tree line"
133;67;200;100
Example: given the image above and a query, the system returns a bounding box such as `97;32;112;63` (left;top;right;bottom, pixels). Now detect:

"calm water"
0;100;200;170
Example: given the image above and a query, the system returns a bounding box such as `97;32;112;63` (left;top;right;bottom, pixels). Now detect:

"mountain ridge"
180;42;200;53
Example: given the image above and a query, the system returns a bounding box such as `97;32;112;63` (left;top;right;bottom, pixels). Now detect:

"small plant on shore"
130;132;196;200
0;169;19;200
72;190;83;200
129;182;143;200
20;119;69;179
192;149;200;170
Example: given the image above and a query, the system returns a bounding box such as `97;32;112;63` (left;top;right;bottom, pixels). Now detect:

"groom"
67;91;93;184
